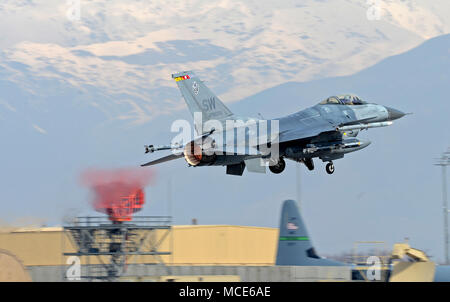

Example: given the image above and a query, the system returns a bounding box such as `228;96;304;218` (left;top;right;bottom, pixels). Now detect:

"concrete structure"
0;225;278;267
0;225;354;281
0;249;31;282
27;264;351;282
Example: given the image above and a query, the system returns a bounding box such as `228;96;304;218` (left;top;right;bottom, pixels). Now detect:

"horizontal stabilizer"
141;153;183;167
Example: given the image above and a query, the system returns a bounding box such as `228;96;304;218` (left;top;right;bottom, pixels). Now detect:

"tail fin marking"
275;200;343;266
172;71;234;133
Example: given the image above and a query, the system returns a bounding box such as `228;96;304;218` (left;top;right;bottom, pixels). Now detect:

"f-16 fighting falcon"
141;71;406;176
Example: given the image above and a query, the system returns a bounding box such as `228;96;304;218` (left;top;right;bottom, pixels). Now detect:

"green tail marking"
279;236;309;241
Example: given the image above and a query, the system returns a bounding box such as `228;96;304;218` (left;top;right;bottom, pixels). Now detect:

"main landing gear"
303;158;314;171
325;162;335;175
269;157;286;174
268;157;335;175
300;158;335;175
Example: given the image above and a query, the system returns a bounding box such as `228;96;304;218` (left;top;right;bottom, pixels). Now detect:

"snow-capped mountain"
1;0;450;129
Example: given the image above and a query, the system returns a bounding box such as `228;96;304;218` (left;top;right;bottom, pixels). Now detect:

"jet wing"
278;124;337;144
141;153;184;167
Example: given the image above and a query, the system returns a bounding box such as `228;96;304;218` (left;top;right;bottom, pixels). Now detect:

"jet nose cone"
386;107;405;121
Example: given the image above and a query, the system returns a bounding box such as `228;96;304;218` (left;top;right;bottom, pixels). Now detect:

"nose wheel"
325;162;335;174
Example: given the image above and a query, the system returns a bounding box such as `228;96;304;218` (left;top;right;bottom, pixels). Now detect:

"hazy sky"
1;0;450;262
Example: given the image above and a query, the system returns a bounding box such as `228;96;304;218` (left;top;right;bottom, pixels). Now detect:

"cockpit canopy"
319;94;367;105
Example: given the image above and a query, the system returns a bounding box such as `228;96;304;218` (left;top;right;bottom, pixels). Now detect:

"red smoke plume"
80;168;155;222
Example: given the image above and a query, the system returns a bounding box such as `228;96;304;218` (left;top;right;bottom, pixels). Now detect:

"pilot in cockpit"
319;94;366;105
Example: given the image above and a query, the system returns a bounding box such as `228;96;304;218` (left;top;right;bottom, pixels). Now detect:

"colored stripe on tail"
172;71;234;133
275;200;344;266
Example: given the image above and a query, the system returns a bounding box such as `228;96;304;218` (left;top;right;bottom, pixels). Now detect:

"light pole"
435;148;450;264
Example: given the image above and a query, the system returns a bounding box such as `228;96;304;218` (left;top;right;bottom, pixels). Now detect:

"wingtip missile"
144;143;184;154
144;145;155;154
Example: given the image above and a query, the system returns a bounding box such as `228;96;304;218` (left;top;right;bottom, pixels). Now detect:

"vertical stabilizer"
275;200;344;266
172;71;234;133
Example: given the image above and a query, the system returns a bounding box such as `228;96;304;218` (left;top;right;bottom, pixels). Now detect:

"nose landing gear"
325;162;335;174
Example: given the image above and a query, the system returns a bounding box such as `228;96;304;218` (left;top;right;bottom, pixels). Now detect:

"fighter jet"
142;71;406;175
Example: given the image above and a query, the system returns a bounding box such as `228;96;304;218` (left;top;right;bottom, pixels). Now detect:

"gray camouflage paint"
142;71;405;174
